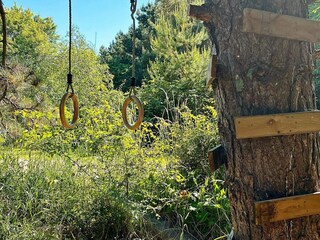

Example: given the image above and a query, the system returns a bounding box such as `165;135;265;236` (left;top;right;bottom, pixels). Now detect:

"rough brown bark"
200;0;320;239
0;0;6;67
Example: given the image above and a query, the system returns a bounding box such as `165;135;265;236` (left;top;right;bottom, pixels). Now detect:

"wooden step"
208;145;227;172
255;192;320;225
243;8;320;42
235;111;320;139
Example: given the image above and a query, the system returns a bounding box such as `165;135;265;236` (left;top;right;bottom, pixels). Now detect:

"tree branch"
4;97;41;110
0;0;7;67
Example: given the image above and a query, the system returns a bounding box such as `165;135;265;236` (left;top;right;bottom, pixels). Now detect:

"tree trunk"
202;0;320;239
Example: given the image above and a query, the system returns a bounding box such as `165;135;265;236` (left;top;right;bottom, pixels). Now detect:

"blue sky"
5;0;154;50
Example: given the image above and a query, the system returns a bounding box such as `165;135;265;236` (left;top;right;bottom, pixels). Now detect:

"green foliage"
17;90;124;157
141;0;211;120
0;151;132;239
309;3;320;108
0;5;59;142
309;3;320;20
99;3;156;91
142;172;230;239
132;108;230;239
12;106;229;239
0;2;231;239
99;32;133;90
43;27;114;108
5;4;58;67
300;5;320;110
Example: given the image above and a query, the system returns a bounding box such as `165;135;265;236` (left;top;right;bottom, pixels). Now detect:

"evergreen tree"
99;3;156;91
141;0;211;120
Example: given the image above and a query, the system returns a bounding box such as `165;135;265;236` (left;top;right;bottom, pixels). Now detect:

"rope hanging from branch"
68;0;73;92
59;0;79;129
130;0;137;86
122;0;144;130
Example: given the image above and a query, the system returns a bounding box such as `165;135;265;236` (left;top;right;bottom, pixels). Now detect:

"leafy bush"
12;104;230;239
0;151;133;239
0;1;231;239
132;108;230;239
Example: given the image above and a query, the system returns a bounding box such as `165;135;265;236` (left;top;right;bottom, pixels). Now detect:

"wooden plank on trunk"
206;54;217;88
243;8;320;43
208;145;227;172
255;192;320;225
235;111;320;139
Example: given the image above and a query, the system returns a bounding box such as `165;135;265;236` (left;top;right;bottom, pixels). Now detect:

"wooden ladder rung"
255;192;320;225
243;8;320;43
235;111;320;139
208;144;227;172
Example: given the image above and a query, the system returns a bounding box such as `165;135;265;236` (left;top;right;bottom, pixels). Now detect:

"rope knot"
67;73;73;85
131;77;136;87
130;0;137;14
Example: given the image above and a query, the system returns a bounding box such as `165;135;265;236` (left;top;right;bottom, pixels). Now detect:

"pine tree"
141;0;211;120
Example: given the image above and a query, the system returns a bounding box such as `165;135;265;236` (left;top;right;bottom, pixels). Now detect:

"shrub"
0;151;133;239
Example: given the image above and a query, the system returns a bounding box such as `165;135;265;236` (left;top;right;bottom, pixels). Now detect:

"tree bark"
202;0;320;239
0;0;6;67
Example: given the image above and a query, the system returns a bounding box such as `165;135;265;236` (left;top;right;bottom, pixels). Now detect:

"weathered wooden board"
208;145;226;172
235;111;320;139
243;8;320;43
255;192;320;225
206;54;217;88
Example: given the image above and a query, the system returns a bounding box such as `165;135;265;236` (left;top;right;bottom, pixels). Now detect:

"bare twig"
4;96;41;110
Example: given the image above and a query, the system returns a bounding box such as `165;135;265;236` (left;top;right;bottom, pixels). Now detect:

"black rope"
67;0;73;93
130;0;137;89
69;0;72;75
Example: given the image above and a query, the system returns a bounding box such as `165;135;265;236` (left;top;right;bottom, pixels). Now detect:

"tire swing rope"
122;0;144;130
59;0;79;129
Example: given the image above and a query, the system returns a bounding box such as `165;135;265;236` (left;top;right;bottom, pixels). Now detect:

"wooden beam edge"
234;111;320;139
242;8;320;43
206;54;217;88
255;192;320;225
208;144;227;172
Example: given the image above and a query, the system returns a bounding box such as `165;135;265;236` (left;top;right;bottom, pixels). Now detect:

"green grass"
0;109;231;239
0;150;133;239
0;146;231;239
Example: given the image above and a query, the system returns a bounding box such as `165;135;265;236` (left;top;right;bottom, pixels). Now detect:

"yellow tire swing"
59;0;79;129
121;0;144;130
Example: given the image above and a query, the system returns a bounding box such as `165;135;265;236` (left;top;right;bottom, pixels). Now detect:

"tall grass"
0;107;231;239
0;150;132;239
